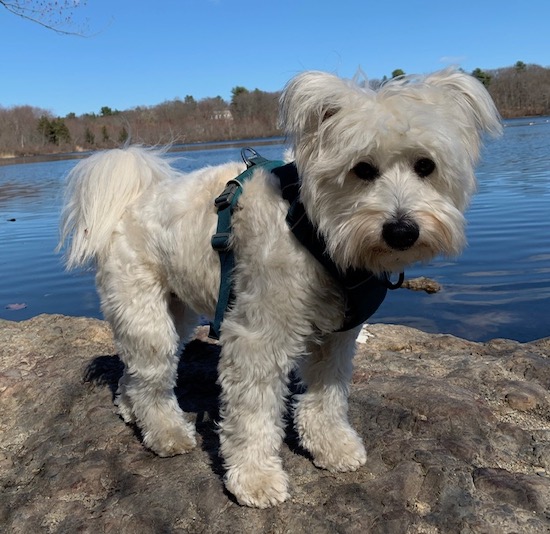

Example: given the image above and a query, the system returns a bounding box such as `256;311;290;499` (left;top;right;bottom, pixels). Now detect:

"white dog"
59;68;501;508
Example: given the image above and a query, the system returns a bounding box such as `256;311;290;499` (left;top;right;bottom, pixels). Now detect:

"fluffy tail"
59;146;176;269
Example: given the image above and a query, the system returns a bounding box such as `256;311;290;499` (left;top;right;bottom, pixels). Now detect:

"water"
1;121;549;342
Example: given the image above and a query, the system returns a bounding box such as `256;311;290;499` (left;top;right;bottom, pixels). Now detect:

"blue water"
1;120;549;342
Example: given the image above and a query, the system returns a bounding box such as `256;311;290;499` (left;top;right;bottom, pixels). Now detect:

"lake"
1;120;549;342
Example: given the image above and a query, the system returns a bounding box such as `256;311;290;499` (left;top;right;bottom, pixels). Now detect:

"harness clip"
214;179;243;210
211;232;232;252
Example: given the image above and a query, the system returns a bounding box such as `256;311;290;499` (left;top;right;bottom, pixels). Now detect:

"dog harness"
209;148;403;340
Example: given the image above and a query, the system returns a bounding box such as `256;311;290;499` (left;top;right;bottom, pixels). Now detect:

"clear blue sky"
1;0;549;117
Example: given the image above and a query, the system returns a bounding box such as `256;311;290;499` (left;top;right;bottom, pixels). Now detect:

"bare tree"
0;105;52;155
0;0;88;35
487;64;550;117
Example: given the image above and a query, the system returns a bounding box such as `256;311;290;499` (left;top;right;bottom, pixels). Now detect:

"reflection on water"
1;120;550;342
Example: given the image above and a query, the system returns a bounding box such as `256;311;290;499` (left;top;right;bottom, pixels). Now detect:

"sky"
1;0;549;117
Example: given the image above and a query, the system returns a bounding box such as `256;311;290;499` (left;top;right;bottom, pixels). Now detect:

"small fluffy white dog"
60;68;501;508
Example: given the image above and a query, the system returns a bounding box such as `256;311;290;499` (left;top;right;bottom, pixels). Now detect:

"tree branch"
0;0;88;36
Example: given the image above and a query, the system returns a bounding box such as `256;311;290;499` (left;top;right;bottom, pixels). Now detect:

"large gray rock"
1;314;549;533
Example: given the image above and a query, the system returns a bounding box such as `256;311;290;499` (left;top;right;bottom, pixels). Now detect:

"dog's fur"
59;68;501;508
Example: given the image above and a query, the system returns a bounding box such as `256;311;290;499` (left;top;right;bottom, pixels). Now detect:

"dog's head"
279;68;502;274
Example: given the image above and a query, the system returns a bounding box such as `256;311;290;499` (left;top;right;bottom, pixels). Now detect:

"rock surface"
1;314;550;533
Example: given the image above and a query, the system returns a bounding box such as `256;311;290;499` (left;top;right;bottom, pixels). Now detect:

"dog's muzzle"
382;218;420;251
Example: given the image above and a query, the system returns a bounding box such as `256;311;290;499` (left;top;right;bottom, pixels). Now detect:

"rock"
401;276;442;293
1;314;550;533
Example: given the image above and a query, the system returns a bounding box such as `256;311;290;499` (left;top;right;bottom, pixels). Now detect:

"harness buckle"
211;232;232;252
214;179;242;210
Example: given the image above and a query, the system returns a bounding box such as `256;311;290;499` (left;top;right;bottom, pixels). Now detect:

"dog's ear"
423;68;502;139
279;71;350;144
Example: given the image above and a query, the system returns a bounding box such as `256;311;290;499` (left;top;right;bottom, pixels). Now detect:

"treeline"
478;62;550;117
0;87;280;157
1;63;549;157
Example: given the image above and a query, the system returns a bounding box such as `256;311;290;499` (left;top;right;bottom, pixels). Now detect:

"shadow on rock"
83;354;123;396
83;337;226;476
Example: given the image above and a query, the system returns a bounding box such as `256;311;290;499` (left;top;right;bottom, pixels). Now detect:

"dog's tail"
59;146;175;269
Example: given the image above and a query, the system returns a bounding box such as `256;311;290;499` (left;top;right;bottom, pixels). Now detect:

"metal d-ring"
384;271;405;290
241;147;260;168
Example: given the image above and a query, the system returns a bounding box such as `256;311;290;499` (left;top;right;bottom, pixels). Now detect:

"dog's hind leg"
98;258;197;457
294;326;367;472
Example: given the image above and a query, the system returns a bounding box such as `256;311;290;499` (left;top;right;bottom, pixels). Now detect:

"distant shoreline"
3;114;550;167
0;136;285;168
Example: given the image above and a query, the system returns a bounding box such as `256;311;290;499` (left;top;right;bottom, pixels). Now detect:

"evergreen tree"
472;68;492;87
36;116;70;145
118;126;128;144
85;127;95;145
52;118;71;144
37;115;54;144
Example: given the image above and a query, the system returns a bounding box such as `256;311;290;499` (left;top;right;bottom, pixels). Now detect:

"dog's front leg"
294;326;367;472
216;319;298;508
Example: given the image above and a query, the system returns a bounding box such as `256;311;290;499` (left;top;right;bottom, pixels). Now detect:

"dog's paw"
225;464;290;508
143;423;197;457
312;439;367;472
303;428;367;473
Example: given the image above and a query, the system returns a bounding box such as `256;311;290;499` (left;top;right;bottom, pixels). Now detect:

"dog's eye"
322;107;339;122
352;162;380;182
414;158;436;178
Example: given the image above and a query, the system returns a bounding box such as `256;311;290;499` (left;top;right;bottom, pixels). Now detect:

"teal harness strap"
209;149;285;339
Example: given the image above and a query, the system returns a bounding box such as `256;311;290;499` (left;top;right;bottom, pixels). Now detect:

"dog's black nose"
382;219;420;250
